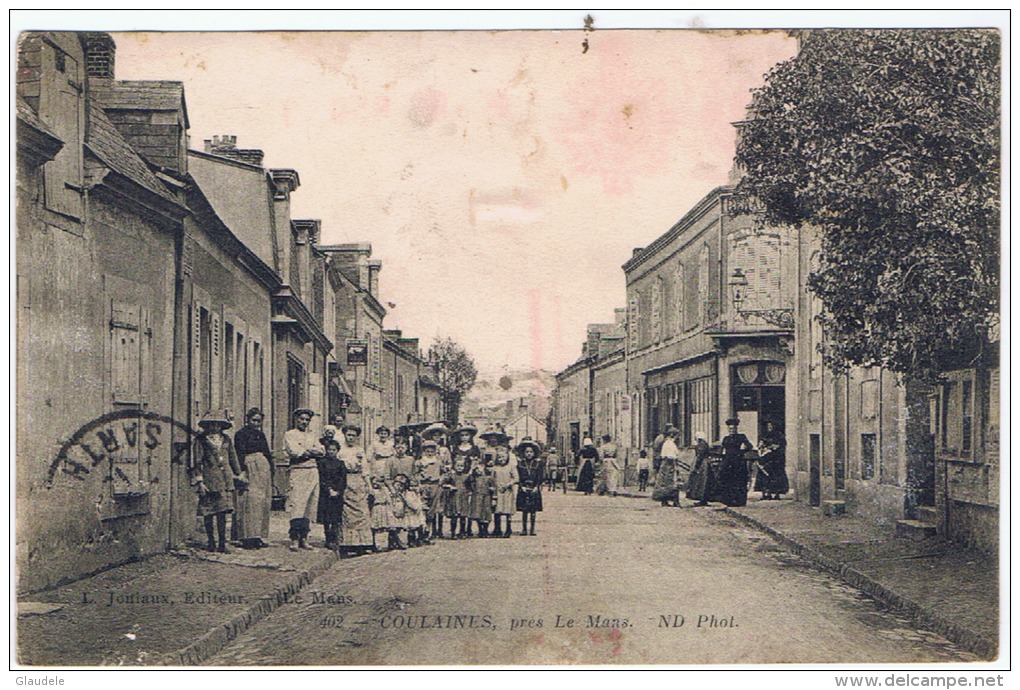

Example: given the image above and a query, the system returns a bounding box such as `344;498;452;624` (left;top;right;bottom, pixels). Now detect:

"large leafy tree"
735;29;1000;383
426;337;478;424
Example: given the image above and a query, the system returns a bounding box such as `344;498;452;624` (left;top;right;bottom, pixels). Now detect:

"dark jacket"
190;434;241;493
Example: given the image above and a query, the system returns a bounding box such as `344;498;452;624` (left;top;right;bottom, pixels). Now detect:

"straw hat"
421;423;450;439
454;425;477;437
199;410;232;431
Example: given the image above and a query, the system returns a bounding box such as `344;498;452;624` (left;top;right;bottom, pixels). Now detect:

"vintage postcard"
13;11;1006;674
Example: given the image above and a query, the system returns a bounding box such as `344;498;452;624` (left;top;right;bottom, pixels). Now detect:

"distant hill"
462;366;556;419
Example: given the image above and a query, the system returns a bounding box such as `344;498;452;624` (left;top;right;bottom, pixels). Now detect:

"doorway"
732;361;786;448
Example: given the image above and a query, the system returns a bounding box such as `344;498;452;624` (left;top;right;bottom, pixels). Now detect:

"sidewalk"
720;495;1000;660
16;513;340;666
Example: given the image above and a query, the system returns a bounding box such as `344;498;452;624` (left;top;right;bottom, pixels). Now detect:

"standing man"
284;408;324;551
651;423;673;473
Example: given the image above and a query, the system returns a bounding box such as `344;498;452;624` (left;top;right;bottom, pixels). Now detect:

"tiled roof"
85;102;179;205
91;80;189;127
16;96;60;140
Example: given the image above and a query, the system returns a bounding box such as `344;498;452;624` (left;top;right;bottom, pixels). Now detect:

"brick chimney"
204;134;264;167
83;32;115;79
368;260;382;298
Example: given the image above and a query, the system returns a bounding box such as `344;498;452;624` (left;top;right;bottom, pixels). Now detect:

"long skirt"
341;474;374;546
233;452;272;540
287;464;318;521
652;460;680;503
576;460;595;493
442;488;460;517
716;458;749;507
494;486;516;515
606;464;622;492
753;453;790;495
686;458;716;502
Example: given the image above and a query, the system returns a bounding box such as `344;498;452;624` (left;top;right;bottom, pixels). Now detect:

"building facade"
16;32;188;591
623;186;796;452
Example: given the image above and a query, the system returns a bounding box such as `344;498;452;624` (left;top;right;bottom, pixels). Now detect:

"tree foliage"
734;29;1000;383
427;336;478;424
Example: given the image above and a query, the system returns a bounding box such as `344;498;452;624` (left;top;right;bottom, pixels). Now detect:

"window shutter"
192;300;202;424
111;301;141;404
211;311;222;410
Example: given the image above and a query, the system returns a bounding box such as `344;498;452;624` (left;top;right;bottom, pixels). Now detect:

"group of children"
313;421;546;555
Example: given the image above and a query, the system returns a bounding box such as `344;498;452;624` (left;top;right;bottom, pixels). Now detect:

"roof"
85;102;179;205
189;150;277;269
91;80;189;128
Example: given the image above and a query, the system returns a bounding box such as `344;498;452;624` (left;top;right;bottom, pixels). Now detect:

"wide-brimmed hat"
421;422;450;439
293;408;315;419
421;439;438;450
454;425;477;437
725;418;740;426
341;423;363;435
515;440;542;457
479;426;509;443
199;410;232;430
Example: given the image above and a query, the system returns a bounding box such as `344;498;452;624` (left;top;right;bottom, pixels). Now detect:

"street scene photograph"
12;11;1005;674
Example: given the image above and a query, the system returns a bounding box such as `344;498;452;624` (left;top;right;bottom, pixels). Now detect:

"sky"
107;25;799;374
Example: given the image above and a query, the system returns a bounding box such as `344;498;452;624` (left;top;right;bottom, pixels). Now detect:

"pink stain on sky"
110;29;797;374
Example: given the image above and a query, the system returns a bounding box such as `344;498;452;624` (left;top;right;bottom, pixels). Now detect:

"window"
697;244;710;325
860;377;879;420
861;433;877;480
961;379;973;454
651;277;662;343
674;262;685;334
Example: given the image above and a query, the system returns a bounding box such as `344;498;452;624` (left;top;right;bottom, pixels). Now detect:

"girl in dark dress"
316;437;347;550
450;426;480;537
717;418;754;507
575;438;598;495
515;441;545;536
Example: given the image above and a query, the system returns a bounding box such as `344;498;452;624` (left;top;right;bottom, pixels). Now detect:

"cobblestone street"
207;492;978;665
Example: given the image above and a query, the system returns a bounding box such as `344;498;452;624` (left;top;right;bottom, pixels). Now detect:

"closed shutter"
111;301;141;404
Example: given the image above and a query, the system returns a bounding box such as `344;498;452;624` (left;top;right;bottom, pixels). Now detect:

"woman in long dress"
575;438;598;495
685;432;717;507
717;418;754;507
232;407;273;548
754;421;789;500
338;425;374;555
652;428;682;507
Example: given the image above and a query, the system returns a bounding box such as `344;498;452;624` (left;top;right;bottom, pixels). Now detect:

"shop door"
732;362;786;448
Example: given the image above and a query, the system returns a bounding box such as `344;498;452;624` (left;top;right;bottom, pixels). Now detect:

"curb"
722;507;997;660
158;549;340;666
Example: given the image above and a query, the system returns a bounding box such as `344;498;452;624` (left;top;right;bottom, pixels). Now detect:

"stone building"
317;244;387;446
381;329;424;430
16;32;188;591
623;186;796;450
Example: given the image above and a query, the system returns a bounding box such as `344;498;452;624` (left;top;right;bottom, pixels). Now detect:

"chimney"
368;260;382;298
206;134;264;167
632;247;644;258
83;32;115;79
614;308;627;327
